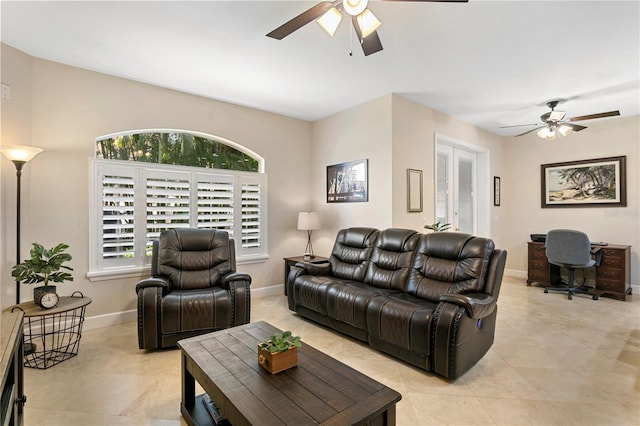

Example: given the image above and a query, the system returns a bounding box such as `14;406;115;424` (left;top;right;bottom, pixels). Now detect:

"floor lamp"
1;144;43;305
297;212;319;260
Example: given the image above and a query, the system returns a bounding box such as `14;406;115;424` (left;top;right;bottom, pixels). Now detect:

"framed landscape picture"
541;156;626;208
326;159;368;203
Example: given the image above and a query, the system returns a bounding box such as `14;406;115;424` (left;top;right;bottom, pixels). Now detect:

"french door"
436;145;477;234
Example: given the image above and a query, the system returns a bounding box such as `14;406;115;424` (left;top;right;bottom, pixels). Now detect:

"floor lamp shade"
2;144;43;304
297;212;319;259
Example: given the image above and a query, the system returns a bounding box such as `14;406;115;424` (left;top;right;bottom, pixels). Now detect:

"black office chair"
544;229;601;300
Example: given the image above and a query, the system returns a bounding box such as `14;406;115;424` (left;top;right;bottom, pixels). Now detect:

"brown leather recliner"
136;228;251;350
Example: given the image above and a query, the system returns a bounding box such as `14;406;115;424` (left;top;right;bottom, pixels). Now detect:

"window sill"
87;266;151;282
87;255;268;282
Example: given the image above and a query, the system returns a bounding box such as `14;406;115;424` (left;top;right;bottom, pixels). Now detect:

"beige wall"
503;115;640;284
2;43;638;318
310;95;393;255
1;45;313;315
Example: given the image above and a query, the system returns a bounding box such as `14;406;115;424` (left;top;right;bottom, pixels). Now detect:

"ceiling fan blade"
266;1;334;40
351;15;383;56
499;123;538;129
514;127;543;137
561;122;588;132
568;110;620;122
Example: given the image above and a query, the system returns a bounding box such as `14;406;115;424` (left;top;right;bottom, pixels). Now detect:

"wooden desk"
178;321;401;426
527;242;631;301
1;311;25;426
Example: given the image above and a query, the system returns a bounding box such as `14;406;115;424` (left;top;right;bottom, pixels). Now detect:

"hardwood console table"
1;310;25;426
527;241;632;301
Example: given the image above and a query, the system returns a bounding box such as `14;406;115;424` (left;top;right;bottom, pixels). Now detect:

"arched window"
88;130;267;280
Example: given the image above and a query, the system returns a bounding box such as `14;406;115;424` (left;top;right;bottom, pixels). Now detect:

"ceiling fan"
502;100;621;140
266;0;468;56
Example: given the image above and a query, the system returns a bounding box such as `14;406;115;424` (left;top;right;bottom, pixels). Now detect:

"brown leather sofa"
136;228;251;350
286;227;507;380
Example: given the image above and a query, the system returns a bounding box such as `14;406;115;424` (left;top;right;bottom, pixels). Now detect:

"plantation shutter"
196;174;234;235
145;170;191;253
240;178;262;249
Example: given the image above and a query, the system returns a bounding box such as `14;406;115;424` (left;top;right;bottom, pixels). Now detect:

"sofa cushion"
329;228;379;281
406;232;495;302
292;274;352;315
364;228;420;290
161;287;231;333
327;282;400;330
366;293;437;355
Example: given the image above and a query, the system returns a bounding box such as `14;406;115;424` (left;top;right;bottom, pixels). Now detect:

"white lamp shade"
356;9;381;38
557;124;573;136
297;212;320;231
536;127;556;140
1;144;43;162
317;7;342;37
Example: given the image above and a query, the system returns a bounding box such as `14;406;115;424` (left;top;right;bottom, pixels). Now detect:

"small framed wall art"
407;169;423;212
326;159;368;203
493;176;501;206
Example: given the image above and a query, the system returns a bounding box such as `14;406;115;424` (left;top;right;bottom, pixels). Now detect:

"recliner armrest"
221;272;252;289
136;277;170;294
439;292;496;319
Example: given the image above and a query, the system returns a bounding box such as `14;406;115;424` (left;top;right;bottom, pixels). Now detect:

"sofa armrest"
135;277;170;295
221;272;251;326
295;261;331;276
439;292;496;319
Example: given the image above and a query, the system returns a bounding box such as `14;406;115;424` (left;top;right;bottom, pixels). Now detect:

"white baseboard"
82;284;286;331
505;268;527;279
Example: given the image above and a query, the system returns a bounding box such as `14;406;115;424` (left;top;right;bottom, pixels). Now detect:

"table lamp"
297;212;319;260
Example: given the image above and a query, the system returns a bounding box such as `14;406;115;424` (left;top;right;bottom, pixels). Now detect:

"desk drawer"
529;248;547;259
597;267;623;281
597;280;623;292
600;255;624;268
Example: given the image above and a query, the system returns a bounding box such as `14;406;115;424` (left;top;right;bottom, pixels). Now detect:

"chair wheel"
592;294;599;300
568;294;573;300
544;289;548;293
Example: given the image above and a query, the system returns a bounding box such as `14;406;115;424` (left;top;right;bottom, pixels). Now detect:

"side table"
283;255;329;295
6;293;92;369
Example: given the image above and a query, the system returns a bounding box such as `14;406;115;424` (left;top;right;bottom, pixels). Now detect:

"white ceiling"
1;1;639;137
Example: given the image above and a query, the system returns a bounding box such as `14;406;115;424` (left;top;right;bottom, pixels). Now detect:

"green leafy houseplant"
12;242;74;286
424;221;452;232
259;331;301;354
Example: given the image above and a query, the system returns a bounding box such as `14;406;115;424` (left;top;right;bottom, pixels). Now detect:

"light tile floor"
24;277;640;425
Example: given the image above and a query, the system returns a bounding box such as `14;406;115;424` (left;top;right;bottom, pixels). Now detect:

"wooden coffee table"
178;321;401;425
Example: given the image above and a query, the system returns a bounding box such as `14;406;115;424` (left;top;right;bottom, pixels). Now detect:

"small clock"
38;291;59;309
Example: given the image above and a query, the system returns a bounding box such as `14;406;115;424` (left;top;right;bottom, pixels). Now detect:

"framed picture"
541;156;626;208
327;159;368;203
493;176;501;206
407;169;423;212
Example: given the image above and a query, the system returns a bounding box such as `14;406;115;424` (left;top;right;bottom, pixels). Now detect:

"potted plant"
11;242;73;308
424;221;452;232
257;330;301;374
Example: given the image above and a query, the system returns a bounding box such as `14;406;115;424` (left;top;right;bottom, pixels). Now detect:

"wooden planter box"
258;344;297;374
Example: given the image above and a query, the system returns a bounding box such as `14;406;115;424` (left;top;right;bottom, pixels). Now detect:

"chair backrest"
406;232;495;302
545;229;592;266
155;228;235;290
364;228;420;290
329;227;379;281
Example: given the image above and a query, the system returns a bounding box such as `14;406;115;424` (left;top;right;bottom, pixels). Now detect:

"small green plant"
424;221;452;232
11;242;74;286
259;331;301;354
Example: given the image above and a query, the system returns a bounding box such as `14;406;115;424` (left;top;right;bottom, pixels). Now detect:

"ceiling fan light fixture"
357;9;381;39
557;124;573;136
537;127;556;140
343;0;368;16
316;7;343;37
